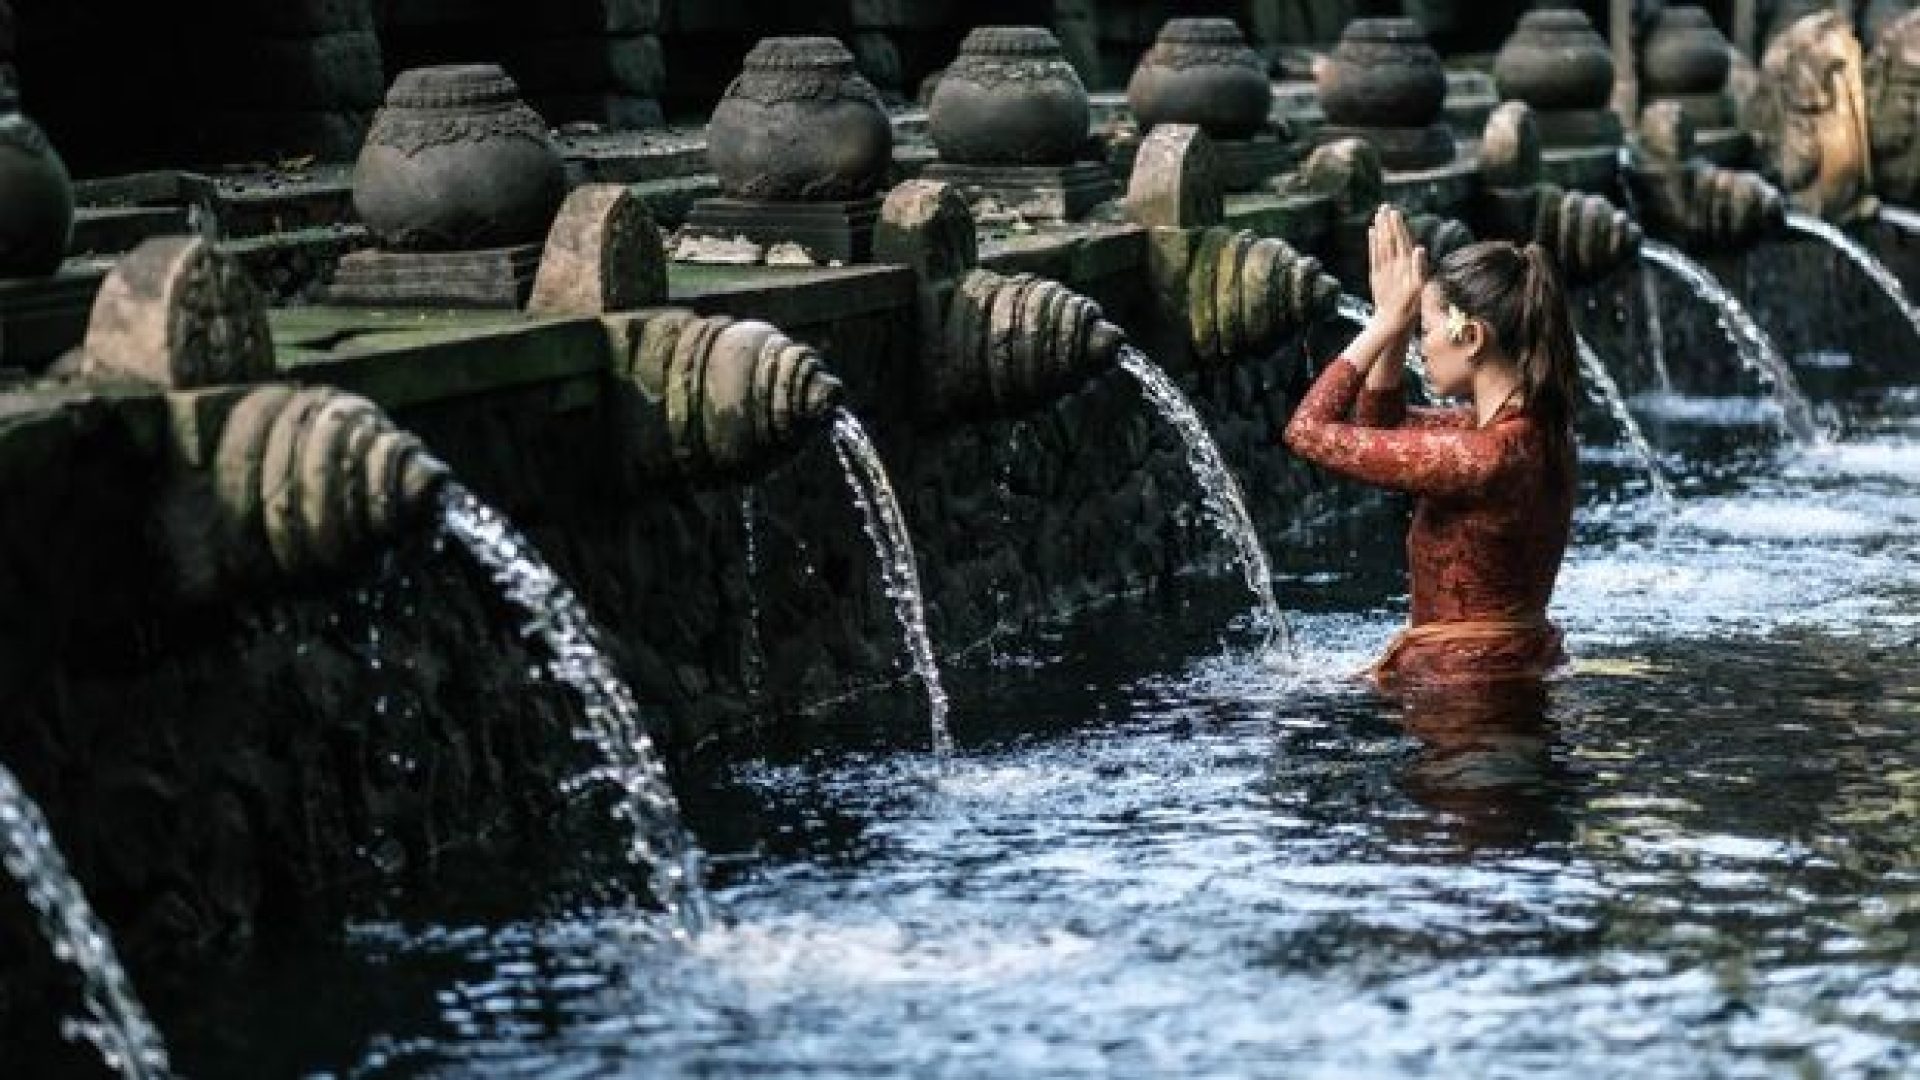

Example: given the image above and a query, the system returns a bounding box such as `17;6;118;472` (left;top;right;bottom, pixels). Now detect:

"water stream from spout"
1118;348;1290;651
1576;335;1676;505
1636;262;1677;392
0;762;172;1079
1783;211;1920;348
828;409;953;757
740;489;767;702
440;484;711;934
1878;203;1920;236
1638;241;1823;443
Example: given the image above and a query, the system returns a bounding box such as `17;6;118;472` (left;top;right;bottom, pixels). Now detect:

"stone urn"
1318;18;1446;129
929;26;1091;166
1641;6;1733;98
1493;8;1614;111
706;37;892;202
353;64;567;252
0;89;75;278
1127;18;1272;140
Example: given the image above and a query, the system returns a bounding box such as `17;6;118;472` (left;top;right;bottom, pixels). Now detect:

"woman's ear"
1461;318;1490;362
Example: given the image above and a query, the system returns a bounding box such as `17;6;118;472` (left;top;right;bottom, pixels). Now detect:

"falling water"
1118;347;1290;650
740;489;767;701
1636;262;1676;392
827;409;953;757
1876;202;1920;236
0;763;171;1079
1638;240;1822;443
1576;335;1675;505
440;484;711;933
1783;211;1920;348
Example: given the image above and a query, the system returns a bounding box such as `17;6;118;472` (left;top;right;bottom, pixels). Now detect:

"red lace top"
1282;358;1577;684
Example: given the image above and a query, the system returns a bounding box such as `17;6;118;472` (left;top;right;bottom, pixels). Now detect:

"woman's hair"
1431;240;1580;435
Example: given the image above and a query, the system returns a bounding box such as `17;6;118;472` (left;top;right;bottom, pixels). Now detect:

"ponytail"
1432;240;1581;438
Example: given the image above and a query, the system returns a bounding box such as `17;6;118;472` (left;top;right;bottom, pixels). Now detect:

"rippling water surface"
167;375;1919;1078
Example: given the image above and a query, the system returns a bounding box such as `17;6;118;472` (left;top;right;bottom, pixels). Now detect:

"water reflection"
1390;679;1572;853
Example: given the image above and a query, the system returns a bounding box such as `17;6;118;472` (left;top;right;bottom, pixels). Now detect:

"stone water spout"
1746;10;1877;223
875;179;1123;423
1125;125;1341;365
1279;137;1474;294
1626;101;1787;252
611;311;846;483
1471;102;1643;285
60;237;450;595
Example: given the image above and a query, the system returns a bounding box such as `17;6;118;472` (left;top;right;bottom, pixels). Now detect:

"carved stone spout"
1748;11;1876;223
1471;102;1642;285
1148;226;1339;365
1629;101;1788;251
210;386;449;581
616;312;845;484
930;269;1125;422
873;178;1124;423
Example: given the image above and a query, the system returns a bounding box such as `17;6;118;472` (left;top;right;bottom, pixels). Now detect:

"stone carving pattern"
365;105;550;158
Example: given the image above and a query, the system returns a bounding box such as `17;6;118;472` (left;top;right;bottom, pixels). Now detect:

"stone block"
920;161;1118;223
510;33;663;96
325;243;545;308
217;31;386;111
534;93;664;131
0;265;105;373
681;196;883;266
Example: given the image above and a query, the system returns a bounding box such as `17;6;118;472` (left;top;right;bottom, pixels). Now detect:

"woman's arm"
1284;361;1533;499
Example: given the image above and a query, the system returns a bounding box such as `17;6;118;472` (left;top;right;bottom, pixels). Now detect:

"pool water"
161;378;1919;1078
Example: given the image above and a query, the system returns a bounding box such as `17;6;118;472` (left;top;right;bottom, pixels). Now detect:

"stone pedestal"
324;244;544;308
0;265;105;373
1313;122;1456;171
919;161;1116;222
680;197;884;266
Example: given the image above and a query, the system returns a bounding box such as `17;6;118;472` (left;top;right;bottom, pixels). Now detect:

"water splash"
440;484;710;933
1118;347;1290;650
0;763;172;1079
1576;335;1676;505
828;409;953;757
1638;241;1822;444
1784;211;1920;348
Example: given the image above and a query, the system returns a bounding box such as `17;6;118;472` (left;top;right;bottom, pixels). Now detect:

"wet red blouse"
1283;358;1576;685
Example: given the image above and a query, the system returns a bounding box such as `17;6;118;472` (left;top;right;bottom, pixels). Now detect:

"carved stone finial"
1315;17;1456;170
527;184;667;316
707;37;893;202
80;237;275;389
1638;99;1697;163
1480;101;1543;189
1867;9;1920;206
354;64;567;252
1127;18;1273;140
1749;11;1875;223
1125;124;1223;228
874;180;979;286
1286;137;1385;220
0;92;75;278
929;26;1091;167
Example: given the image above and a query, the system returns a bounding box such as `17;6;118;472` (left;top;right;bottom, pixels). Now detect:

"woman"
1283;206;1580;686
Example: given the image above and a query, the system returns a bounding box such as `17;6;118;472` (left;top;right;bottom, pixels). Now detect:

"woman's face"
1418;283;1477;398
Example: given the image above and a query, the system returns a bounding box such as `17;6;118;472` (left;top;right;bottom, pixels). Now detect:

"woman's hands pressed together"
1342;205;1428;387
